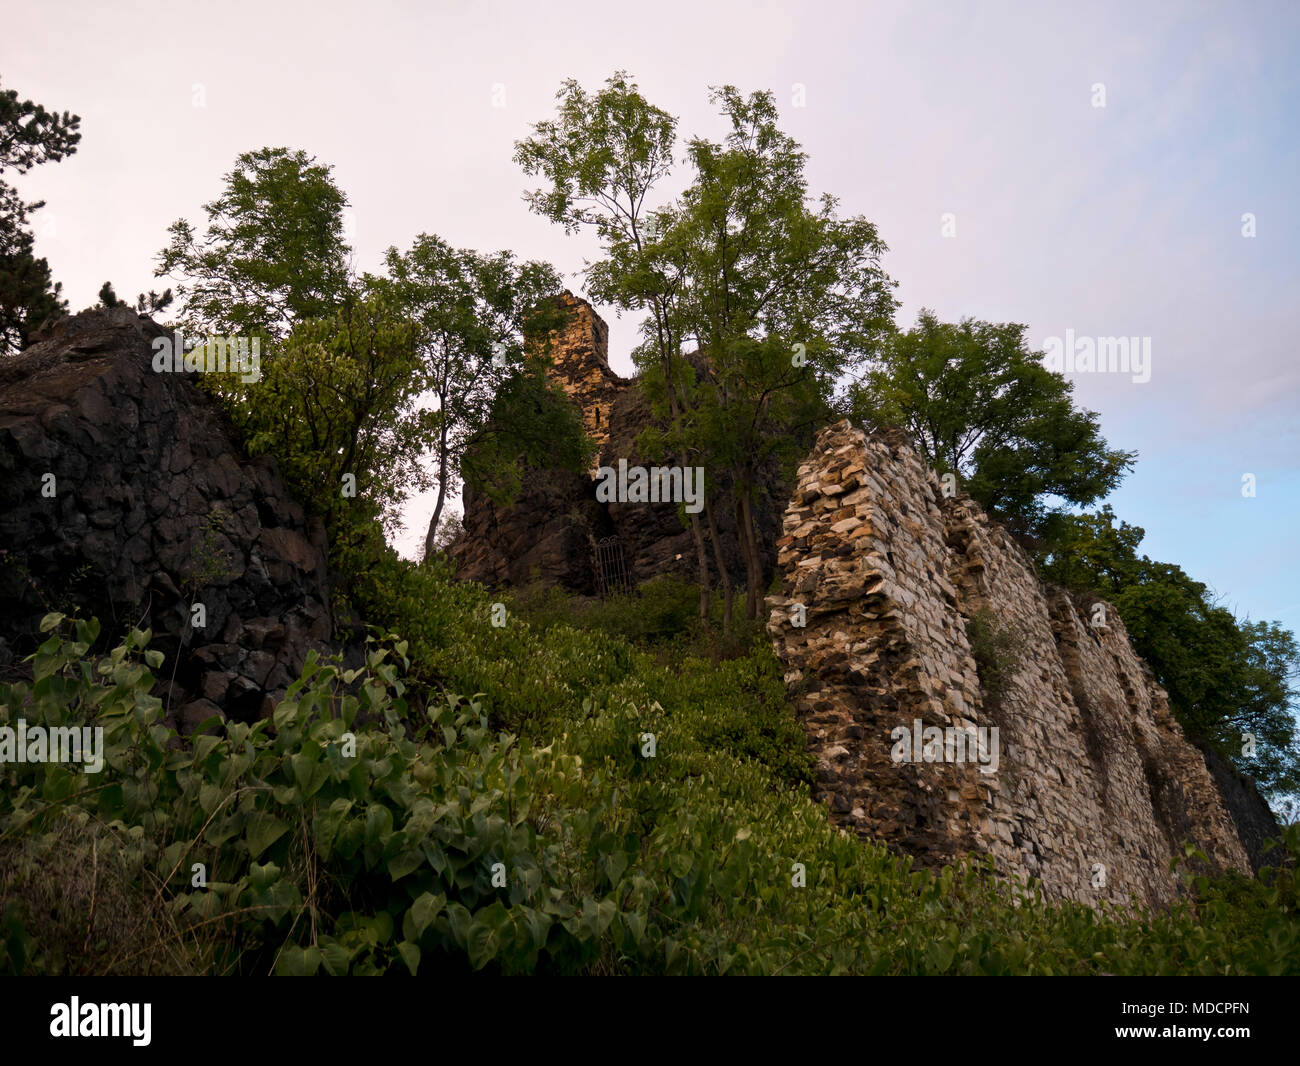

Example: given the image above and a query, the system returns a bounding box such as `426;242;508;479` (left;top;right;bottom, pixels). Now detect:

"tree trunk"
704;493;733;634
422;478;448;562
688;510;710;620
739;488;765;620
661;362;709;620
422;433;451;562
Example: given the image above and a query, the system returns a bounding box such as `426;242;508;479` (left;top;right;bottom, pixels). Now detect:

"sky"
4;0;1298;634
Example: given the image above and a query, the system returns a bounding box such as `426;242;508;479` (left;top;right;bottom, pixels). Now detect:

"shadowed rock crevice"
1198;742;1282;874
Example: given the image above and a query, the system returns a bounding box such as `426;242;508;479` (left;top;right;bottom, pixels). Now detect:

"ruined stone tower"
538;291;621;463
450;292;787;594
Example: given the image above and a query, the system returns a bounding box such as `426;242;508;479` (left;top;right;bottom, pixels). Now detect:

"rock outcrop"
0;307;334;732
451;292;789;594
766;420;1260;910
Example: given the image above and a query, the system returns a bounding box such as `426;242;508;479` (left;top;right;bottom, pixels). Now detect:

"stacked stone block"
767;419;1252;909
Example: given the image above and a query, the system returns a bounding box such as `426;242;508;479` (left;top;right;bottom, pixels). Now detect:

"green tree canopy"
155;147;351;341
235;286;433;543
97;280;173;314
370;234;583;559
656;86;896;619
517;73;896;623
458;356;595;522
0;77;81;354
849;310;1136;542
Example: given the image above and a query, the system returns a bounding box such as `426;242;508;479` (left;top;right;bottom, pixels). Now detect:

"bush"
0;615;613;975
508;575;768;665
965;605;1026;706
5;578;1299;975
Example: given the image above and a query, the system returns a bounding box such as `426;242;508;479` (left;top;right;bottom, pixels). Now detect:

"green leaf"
275;945;322;977
292;751;328;799
397;940;420;975
246;812;291;859
406;892;445;938
625;911;647;949
466;903;511;970
365;804;394;846
319;938;354;976
369;911;395;945
386;849;424;881
604;849;629;886
315;797;354;853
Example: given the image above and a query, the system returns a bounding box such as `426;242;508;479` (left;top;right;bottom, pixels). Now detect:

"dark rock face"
450;292;791;594
456;468;608;594
0;307;334;732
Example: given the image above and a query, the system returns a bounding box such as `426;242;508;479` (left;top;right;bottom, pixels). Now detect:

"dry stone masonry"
766;420;1255;910
540;292;621;461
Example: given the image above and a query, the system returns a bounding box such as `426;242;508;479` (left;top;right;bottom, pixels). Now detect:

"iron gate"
593;535;631;598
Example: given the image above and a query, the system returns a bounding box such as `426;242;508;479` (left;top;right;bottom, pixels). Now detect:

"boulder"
0;307;335;731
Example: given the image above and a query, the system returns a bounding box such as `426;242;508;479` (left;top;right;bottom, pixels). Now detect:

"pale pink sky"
5;0;1297;627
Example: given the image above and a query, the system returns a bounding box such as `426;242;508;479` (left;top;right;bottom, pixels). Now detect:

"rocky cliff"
766;420;1262;909
0;307;335;733
451;292;788;594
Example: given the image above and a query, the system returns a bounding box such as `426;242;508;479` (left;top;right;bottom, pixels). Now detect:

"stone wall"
0;307;335;733
540;291;620;462
766;419;1255;909
451;292;789;594
1200;743;1285;874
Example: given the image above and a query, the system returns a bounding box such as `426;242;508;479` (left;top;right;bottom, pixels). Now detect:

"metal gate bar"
593;535;631;598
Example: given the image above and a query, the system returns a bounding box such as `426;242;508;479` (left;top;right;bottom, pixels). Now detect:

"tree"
655;86;896;621
236;287;433;542
1234;620;1300;798
155;146;351;341
370;234;581;559
1033;504;1144;592
0;78;81;354
457;356;595;538
517;74;896;623
515;72;720;616
427;510;464;556
849;310;1135;542
98;280;173;314
1039;506;1300;798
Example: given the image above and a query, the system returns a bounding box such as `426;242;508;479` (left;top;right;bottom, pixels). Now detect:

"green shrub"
965;605;1026;705
507;575;766;664
4;576;1298;975
0;615;616;975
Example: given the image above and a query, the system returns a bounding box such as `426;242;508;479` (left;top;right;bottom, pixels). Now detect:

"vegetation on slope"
2;562;1296;976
